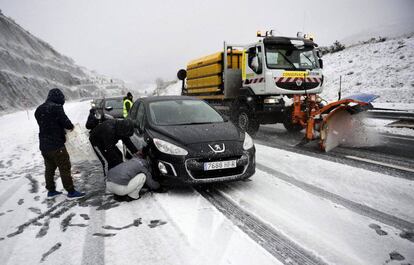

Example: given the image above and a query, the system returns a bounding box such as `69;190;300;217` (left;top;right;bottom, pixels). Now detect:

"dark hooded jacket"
89;119;138;155
85;108;101;130
34;88;74;152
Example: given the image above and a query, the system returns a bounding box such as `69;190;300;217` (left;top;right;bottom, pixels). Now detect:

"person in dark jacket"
85;108;105;130
34;88;85;199
90;118;164;192
89;119;139;175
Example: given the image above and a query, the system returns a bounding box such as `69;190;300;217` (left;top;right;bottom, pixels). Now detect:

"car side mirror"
105;106;113;111
318;58;323;69
221;114;229;122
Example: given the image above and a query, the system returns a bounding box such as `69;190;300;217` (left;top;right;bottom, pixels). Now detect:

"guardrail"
367;109;414;121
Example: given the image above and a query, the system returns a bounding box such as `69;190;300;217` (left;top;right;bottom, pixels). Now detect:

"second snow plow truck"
178;31;377;151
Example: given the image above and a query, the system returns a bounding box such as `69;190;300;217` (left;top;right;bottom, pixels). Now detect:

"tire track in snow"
198;188;328;265
0;178;26;208
256;163;414;231
80;202;105;265
75;161;108;265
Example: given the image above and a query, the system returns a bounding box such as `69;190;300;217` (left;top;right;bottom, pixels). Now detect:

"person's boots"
47;190;63;199
67;190;86;200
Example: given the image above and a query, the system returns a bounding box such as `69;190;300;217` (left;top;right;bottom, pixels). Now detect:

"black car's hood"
148;121;242;146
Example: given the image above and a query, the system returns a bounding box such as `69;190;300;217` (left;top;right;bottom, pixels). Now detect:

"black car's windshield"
148;100;224;126
265;45;319;70
105;98;123;109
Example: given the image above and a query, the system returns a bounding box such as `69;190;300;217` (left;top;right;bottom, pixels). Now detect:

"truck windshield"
265;46;319;70
149;100;224;126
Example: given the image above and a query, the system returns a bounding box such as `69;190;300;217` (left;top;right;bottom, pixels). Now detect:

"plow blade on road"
318;94;379;152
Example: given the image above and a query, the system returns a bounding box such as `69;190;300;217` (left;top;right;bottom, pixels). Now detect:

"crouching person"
106;158;150;201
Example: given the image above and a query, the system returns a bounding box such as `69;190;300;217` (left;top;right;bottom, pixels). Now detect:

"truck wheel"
283;120;303;132
232;107;260;136
283;108;303;132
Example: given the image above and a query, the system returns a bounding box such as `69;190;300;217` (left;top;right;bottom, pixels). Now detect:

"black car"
90;98;103;110
92;96;125;119
102;96;124;119
127;96;255;184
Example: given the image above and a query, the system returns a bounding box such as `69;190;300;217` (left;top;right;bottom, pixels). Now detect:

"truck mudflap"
318;94;378;152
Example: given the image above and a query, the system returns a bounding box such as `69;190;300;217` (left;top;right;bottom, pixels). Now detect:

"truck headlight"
153;138;188;156
243;133;254;150
264;98;278;104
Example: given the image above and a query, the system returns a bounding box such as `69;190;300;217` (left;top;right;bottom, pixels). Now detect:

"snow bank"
321;35;414;104
159;81;182;96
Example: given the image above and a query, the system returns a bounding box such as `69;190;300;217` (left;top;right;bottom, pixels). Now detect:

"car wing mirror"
221;114;229;122
105;106;113;111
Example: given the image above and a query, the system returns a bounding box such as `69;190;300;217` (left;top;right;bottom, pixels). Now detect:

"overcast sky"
1;0;413;85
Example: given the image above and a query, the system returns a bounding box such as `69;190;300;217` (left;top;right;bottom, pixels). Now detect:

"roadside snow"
159;81;182;96
321;35;414;104
363;118;414;137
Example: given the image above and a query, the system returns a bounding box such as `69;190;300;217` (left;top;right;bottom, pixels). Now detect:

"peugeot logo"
295;79;303;86
208;143;225;153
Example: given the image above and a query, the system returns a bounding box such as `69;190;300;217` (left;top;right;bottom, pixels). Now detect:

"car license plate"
204;160;237;171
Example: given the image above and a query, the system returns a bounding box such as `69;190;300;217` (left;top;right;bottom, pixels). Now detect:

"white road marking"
345;155;414;173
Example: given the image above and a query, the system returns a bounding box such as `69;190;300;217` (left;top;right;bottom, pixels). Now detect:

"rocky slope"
0;10;125;113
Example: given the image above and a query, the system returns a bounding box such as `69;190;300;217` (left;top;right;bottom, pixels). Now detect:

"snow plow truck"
177;31;376;151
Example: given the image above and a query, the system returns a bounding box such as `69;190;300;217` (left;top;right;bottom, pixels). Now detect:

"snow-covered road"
0;101;413;265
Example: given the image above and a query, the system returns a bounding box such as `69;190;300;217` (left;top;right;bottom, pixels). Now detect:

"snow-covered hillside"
158;81;182;96
321;35;414;103
0;11;126;114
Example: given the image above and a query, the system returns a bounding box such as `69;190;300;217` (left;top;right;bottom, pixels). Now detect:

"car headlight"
243;132;254;150
153;138;188;156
